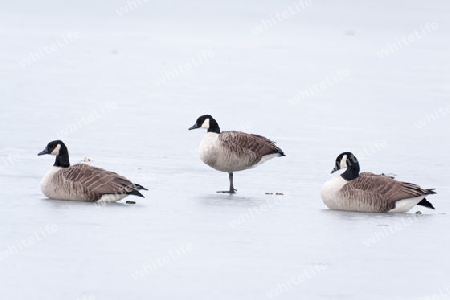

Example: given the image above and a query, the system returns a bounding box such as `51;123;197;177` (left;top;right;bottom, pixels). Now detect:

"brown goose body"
200;131;284;173
321;152;435;213
38;140;146;202
40;164;144;202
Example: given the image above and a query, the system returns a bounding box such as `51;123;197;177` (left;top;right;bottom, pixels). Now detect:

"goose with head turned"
321;152;435;213
189;115;285;193
38;140;147;202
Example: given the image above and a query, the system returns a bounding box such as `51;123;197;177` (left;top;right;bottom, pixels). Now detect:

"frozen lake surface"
1;0;450;299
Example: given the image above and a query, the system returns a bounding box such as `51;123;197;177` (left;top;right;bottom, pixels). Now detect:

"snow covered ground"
1;0;450;299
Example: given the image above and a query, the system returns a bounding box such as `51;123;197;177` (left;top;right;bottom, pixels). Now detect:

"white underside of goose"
388;196;424;213
98;194;127;202
255;153;282;167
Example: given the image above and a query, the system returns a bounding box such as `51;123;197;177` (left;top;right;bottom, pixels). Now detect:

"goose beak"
38;148;49;156
188;124;199;130
331;167;339;174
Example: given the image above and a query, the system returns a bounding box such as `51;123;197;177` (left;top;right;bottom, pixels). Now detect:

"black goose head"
38;140;70;168
331;152;360;180
188;115;220;133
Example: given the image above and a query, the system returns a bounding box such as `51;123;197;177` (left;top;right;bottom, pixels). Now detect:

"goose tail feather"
417;198;435;209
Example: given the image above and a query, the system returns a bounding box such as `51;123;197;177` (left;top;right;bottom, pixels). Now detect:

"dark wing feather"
219;131;284;164
60;164;142;200
343;173;435;203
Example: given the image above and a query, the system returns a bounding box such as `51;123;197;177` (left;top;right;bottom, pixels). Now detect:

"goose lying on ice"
38;140;147;202
321;152;435;213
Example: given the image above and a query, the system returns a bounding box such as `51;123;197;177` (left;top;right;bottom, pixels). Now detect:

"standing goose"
189;115;285;193
38;140;147;202
321;152;436;213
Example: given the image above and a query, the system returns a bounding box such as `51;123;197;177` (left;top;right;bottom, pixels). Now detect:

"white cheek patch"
201;118;210;129
51;144;61;156
340;155;348;169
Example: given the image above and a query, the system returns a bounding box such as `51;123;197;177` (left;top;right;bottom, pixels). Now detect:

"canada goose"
188;115;285;193
38;140;147;202
321;152;436;213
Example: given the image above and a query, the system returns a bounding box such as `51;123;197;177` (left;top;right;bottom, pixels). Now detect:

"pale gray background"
1;1;449;299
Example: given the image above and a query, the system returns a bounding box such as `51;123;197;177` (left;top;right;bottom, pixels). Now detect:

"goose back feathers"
200;131;284;173
41;164;144;201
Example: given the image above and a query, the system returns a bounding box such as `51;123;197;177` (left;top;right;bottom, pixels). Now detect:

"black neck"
341;161;360;181
54;145;70;168
208;119;220;134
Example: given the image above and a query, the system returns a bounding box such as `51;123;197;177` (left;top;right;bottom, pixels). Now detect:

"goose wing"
219;131;284;164
342;173;435;203
59;164;141;200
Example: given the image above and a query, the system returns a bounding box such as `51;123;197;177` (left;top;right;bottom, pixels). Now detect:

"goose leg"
217;172;237;194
